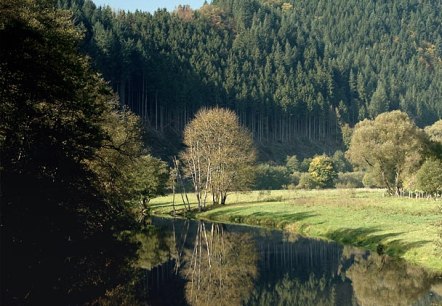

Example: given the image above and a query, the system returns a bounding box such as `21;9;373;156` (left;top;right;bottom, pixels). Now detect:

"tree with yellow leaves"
181;108;256;210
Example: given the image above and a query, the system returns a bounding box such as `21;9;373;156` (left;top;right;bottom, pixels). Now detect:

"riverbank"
150;189;442;272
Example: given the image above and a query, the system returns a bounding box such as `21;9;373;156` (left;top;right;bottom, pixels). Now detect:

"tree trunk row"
116;77;340;142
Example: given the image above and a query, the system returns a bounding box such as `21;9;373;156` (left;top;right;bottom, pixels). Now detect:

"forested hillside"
59;0;442;158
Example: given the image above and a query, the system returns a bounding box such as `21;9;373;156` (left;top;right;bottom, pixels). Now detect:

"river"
137;217;442;306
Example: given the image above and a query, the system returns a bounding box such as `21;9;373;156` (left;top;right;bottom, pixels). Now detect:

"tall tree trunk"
221;193;227;205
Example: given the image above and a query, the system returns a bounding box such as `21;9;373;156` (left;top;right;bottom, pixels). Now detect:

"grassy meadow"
150;188;442;272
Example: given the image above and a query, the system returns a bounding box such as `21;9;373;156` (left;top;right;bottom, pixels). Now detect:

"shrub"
332;150;353;173
255;164;291;190
362;170;383;188
299;157;312;172
308;155;337;188
286;155;300;172
335;172;364;188
297;173;318;189
415;158;442;194
290;171;301;186
287;171;302;190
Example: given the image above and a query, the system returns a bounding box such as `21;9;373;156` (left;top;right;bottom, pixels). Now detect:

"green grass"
150;189;442;272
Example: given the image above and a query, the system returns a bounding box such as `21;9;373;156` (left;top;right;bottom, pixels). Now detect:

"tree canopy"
308;155;338;188
181;107;256;208
0;0;165;303
346;111;426;195
415;158;442;194
425;120;442;144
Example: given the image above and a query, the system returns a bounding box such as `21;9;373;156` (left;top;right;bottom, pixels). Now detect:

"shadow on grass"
248;211;316;223
150;202;197;215
325;227;432;257
205;209;317;229
150;202;175;208
203;207;261;218
227;199;287;206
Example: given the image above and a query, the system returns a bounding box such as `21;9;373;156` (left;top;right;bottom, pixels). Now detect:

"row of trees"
177;108;441;205
57;0;441;155
255;153;352;190
254;112;442;194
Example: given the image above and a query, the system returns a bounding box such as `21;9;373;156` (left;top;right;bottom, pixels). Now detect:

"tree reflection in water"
133;224;177;270
137;219;442;306
244;273;337;306
341;246;442;306
181;222;258;306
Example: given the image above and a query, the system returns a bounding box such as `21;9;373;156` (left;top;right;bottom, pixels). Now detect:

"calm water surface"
139;217;442;306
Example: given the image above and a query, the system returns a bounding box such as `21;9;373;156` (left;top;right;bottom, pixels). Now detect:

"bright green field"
150;189;442;272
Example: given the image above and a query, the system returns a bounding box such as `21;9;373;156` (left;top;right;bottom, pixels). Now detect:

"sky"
91;0;208;13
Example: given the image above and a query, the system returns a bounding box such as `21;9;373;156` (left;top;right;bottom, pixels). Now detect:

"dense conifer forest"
58;0;442;159
2;1;442;304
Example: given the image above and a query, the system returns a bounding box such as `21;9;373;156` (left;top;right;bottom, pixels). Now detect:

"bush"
362;171;383;188
299;157;312;172
335;172;364;188
332;150;353;172
415;159;442;193
286;155;300;172
296;173;318;189
308;155;337;188
290;171;301;185
255;164;291;190
287;171;302;189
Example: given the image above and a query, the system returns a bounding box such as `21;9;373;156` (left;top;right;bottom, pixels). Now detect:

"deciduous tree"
0;1;146;303
346;111;426;195
254;163;290;190
308;155;337;188
424;120;442;143
415;159;442;194
181;108;256;209
128;155;169;210
286;155;300;173
424;120;442;160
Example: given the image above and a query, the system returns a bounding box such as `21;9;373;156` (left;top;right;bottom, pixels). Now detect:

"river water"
138;217;442;306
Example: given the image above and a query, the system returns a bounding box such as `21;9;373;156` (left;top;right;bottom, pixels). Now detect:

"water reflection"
4;213;440;305
244;272;340;305
341;246;442;306
141;218;442;306
244;229;347;305
134;225;176;270
181;222;258;305
2;222;140;305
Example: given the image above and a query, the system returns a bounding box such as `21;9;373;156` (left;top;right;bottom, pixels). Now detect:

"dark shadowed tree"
0;1;154;303
254;163;290;190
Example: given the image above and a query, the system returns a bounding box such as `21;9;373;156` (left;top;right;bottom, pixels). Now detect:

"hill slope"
59;0;442;160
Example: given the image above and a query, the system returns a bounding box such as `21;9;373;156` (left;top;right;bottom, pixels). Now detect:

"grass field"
150;188;442;272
